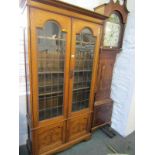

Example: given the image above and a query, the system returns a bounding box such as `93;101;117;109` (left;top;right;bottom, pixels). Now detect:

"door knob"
71;54;75;58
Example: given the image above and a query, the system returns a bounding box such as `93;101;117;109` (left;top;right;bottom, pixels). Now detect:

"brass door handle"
62;29;67;32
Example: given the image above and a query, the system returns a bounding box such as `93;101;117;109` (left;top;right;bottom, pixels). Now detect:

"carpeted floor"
19;129;135;155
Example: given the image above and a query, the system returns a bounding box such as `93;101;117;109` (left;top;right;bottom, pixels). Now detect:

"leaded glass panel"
72;28;96;112
37;21;66;121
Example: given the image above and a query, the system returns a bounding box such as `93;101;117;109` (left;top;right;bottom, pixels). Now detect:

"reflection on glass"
104;13;121;47
37;21;66;121
72;28;96;112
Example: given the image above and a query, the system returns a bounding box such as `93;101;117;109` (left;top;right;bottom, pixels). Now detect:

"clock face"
113;0;117;3
103;13;121;48
119;0;124;5
113;0;124;5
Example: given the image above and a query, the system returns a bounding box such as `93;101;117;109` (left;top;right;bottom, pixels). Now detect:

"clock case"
92;0;129;130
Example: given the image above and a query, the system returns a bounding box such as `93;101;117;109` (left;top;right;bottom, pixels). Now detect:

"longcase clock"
92;0;129;130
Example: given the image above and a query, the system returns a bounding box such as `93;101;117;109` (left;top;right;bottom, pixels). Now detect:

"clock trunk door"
67;19;101;141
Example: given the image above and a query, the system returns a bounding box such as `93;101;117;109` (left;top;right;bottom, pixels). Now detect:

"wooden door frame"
68;18;102;120
30;7;71;128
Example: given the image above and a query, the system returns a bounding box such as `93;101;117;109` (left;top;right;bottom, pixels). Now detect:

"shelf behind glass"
38;36;66;41
38;71;64;74
39;91;63;97
76;40;95;45
73;87;90;91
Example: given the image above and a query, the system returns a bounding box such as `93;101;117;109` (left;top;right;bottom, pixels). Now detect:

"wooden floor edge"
40;133;92;155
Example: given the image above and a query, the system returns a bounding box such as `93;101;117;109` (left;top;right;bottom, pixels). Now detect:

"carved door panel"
67;114;89;141
34;122;65;154
95;52;117;101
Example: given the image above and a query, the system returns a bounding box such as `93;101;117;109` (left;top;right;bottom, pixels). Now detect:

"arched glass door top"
37;21;66;121
72;28;96;112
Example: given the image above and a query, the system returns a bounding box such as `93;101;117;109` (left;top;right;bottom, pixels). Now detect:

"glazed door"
30;8;71;128
67;19;101;141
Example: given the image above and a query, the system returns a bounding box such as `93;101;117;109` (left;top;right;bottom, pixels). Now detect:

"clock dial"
103;13;121;48
113;0;124;5
113;0;117;3
119;0;124;5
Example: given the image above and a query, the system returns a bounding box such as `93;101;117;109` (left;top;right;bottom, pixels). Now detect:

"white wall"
19;96;27;145
19;9;30;145
126;92;135;135
19;16;28;145
111;0;135;137
19;0;135;145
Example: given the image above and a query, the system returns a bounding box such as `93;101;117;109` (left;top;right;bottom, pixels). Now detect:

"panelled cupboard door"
33;122;66;155
67;113;90;141
67;19;101;140
30;8;71;127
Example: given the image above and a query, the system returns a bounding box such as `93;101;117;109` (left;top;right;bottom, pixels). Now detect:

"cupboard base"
28;133;91;155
